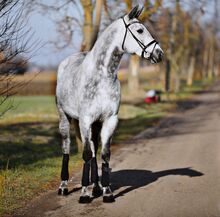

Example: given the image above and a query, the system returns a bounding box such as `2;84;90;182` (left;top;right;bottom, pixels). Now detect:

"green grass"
0;78;214;215
0;118;82;215
0;96;58;124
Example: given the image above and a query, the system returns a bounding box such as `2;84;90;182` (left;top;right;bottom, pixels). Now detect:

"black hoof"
79;195;92;204
58;188;68;196
92;186;103;198
103;195;115;203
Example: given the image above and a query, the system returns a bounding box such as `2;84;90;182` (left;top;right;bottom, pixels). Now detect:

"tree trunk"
165;59;171;92
124;1;140;95
208;45;214;80
80;0;93;51
214;65;219;77
172;56;181;93
90;0;103;49
187;56;195;86
128;55;140;94
202;48;209;80
174;70;181;93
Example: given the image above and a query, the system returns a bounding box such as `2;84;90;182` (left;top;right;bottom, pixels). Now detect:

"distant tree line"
0;56;28;75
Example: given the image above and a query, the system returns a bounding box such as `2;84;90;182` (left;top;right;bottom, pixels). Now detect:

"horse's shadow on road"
110;167;204;199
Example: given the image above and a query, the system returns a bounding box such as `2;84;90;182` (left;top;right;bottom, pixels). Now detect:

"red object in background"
144;89;162;104
144;96;158;104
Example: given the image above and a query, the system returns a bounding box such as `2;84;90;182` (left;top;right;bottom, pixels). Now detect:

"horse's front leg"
78;118;94;203
91;122;102;198
101;115;118;203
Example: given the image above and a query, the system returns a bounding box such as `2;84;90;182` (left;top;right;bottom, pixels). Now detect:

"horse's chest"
81;80;120;119
99;90;120;110
94;85;120;110
93;95;120;120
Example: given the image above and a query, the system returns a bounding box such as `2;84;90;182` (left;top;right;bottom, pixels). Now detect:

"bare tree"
80;0;103;51
0;0;36;117
27;0;104;52
156;0;220;92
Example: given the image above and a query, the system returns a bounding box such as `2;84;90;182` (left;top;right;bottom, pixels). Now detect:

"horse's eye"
137;29;144;34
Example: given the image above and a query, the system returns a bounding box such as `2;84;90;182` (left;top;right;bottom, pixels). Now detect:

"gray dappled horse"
56;5;163;203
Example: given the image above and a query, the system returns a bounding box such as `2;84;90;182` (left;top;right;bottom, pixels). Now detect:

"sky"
27;11;77;68
25;0;86;68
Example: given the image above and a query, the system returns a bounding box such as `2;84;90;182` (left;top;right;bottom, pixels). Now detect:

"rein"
121;18;158;62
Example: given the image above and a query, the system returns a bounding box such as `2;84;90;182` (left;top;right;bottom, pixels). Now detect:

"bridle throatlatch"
121;18;158;62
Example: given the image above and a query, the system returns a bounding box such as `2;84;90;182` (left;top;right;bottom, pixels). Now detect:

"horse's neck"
89;20;124;77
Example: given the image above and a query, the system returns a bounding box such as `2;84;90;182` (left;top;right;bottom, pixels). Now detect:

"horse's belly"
95;89;120;120
62;103;79;119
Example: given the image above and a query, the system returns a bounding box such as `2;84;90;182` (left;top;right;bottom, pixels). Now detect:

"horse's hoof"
103;195;115;203
102;186;114;202
58;188;68;196
79;195;92;203
92;185;103;198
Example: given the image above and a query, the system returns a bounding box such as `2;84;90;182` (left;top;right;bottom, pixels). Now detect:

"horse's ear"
136;6;144;18
128;5;144;20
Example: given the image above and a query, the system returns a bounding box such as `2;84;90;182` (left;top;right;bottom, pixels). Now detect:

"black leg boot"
58;154;69;195
101;163;114;203
91;157;102;197
79;161;91;203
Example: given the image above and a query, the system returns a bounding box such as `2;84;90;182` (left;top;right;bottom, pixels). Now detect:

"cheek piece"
121;17;158;62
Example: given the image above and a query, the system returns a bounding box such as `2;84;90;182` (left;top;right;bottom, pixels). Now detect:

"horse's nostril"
157;50;163;61
156;48;160;54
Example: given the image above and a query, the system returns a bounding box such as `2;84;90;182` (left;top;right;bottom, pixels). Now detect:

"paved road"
16;82;220;217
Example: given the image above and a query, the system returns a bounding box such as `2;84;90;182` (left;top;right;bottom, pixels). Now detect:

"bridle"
121;17;158;62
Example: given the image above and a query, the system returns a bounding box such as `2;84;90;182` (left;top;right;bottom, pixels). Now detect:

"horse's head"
121;5;163;63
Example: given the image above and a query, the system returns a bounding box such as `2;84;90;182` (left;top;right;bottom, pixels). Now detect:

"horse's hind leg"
78;118;94;203
57;105;71;196
91;122;102;197
100;115;118;203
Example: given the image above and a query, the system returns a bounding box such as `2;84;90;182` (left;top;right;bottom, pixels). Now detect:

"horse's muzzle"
154;48;164;63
